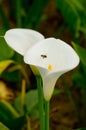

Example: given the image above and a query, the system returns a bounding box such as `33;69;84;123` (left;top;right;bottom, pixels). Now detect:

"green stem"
26;116;31;130
45;100;49;130
21;79;26;115
36;76;45;130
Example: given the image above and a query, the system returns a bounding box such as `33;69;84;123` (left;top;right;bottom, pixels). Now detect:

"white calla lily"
24;38;80;101
4;28;44;55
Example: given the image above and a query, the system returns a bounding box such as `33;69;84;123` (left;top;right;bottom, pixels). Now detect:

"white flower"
4;29;79;101
4;28;44;55
24;38;80;101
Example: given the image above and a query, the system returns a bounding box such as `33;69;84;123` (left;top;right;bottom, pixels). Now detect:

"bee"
41;54;47;59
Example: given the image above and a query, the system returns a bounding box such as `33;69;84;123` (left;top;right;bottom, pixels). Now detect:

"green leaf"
28;104;39;118
25;90;38;111
72;42;86;66
14;90;39;118
0;100;26;130
0;100;19;126
2;68;22;82
0;122;10;130
55;0;80;36
0;60;14;74
71;0;85;11
9;116;26;130
0;38;14;61
0;102;15;129
73;1;86;36
0;100;19;118
80;0;86;9
53;88;62;96
0;25;5;35
25;90;39;118
72;71;86;88
24;0;49;28
0;7;10;30
55;0;86;37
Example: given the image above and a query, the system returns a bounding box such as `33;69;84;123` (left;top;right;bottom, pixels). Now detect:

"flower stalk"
45;100;49;130
36;76;45;130
21;79;26;115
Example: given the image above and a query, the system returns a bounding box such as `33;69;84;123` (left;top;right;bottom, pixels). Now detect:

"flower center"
48;64;53;71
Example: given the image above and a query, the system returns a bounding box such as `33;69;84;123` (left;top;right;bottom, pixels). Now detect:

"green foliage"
14;90;39;118
1;70;21;82
0;100;26;130
72;42;86;126
0;122;10;130
0;60;13;74
55;0;86;37
23;0;49;28
11;0;49;29
53;88;62;95
0;7;10;29
0;100;19;118
72;42;86;88
72;70;85;88
0;38;14;61
9;116;26;130
73;42;86;66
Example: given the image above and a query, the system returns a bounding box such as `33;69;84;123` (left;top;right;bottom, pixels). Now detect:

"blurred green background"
0;0;86;130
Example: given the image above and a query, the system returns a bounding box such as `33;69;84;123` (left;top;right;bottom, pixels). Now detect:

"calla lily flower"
4;28;44;55
4;29;79;101
24;38;80;101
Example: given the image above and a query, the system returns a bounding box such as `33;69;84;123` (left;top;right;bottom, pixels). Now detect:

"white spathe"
4;28;44;55
24;38;80;101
